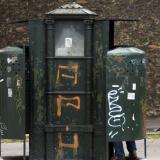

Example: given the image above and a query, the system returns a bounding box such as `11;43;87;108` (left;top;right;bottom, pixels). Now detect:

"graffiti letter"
56;65;78;85
57;96;80;117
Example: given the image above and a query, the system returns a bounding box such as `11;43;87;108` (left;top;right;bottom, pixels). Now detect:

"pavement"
0;117;159;160
146;117;160;131
0;143;29;157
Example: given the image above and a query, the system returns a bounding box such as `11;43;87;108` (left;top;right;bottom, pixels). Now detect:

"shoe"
111;157;126;160
129;151;139;160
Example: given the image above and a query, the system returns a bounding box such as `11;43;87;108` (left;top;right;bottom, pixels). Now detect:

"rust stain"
59;133;79;149
57;95;80;117
56;64;78;85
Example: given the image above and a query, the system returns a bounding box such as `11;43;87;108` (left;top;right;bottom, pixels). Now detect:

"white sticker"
127;93;135;100
8;88;13;97
132;113;135;121
65;38;72;48
132;83;136;90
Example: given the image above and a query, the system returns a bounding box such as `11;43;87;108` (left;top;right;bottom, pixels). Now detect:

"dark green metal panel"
46;125;93;160
93;20;111;160
23;46;32;134
45;19;94;160
29;19;46;159
0;47;25;139
48;94;91;125
105;47;146;142
47;60;92;92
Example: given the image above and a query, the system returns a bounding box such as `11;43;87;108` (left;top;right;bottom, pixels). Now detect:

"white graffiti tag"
108;87;126;139
0;122;8;136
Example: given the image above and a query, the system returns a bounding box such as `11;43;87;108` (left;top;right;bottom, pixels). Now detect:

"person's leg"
126;141;137;152
113;141;125;158
126;141;138;160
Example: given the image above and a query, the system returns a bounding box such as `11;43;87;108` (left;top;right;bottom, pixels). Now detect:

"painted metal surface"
93;20;113;160
29;3;145;159
45;19;94;160
106;47;146;141
0;47;25;139
29;19;46;159
29;17;95;159
29;17;116;160
47;2;97;15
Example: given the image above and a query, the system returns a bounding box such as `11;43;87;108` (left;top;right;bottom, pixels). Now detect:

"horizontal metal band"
93;124;106;135
45;56;93;60
46;91;92;95
45;124;93;133
46;28;55;30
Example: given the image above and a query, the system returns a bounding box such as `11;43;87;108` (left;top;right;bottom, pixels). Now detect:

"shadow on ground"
2;157;29;160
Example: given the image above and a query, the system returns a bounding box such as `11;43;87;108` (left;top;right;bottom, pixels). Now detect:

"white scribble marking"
142;58;146;64
109;131;113;136
120;91;124;94
132;113;135;121
131;59;142;65
7;57;18;64
0;79;4;83
118;87;123;91
0;122;8;136
111;132;118;139
112;85;119;88
108;87;126;139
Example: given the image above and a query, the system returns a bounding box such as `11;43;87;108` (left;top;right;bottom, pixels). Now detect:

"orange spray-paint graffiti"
57;96;80;117
56;133;79;159
59;133;79;149
56;65;78;85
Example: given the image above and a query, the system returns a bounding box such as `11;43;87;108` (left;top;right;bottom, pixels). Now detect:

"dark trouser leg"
113;141;125;158
126;141;137;152
126;141;138;159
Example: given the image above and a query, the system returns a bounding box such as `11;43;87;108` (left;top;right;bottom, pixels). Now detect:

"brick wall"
0;0;160;116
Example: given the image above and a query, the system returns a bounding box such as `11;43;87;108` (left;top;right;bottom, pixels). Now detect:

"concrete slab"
123;139;160;160
146;117;160;130
0;139;160;160
1;143;29;157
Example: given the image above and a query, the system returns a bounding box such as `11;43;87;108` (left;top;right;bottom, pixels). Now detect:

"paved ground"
146;117;160;131
123;139;160;160
1;143;29;157
0;117;159;159
1;138;160;160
